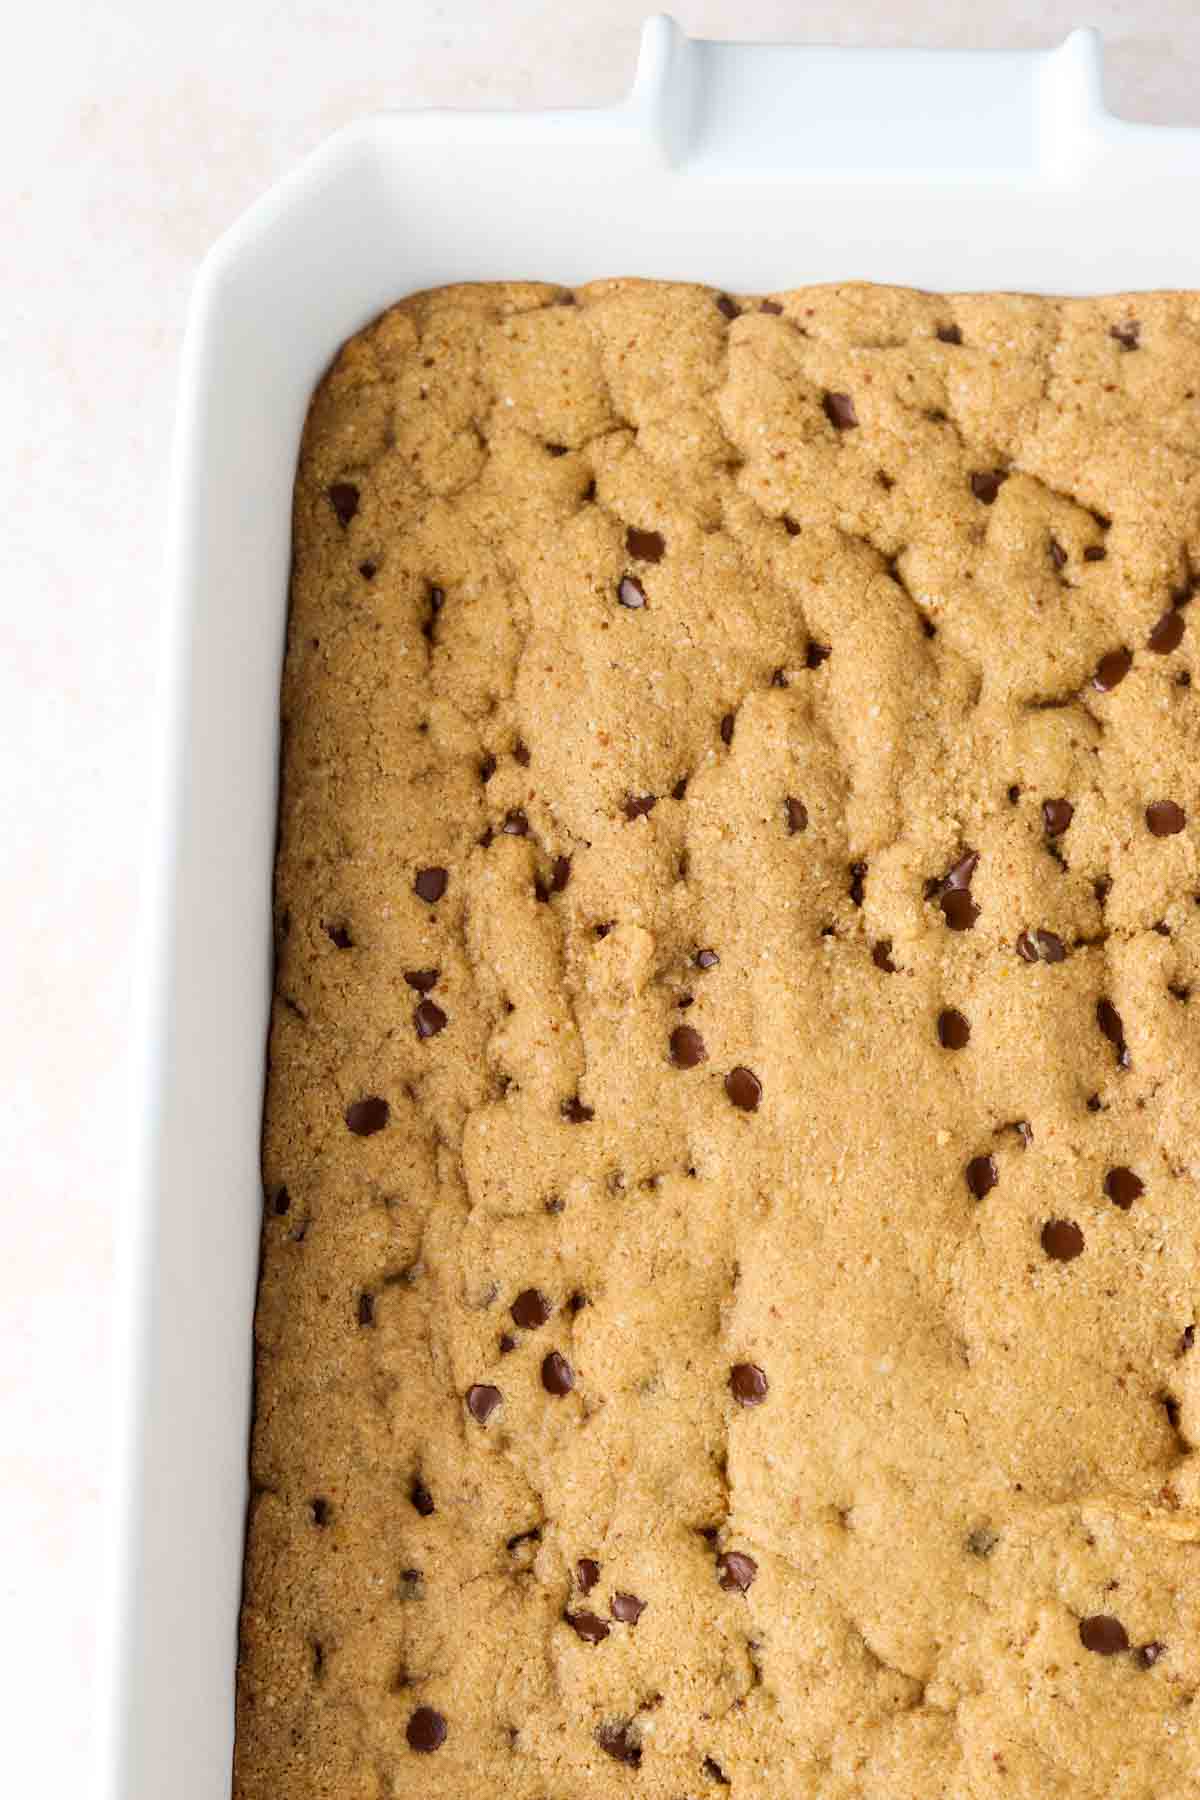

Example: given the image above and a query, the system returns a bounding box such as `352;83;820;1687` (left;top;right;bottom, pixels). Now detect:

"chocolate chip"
1032;930;1067;964
561;1096;594;1123
466;1383;502;1424
1164;1393;1182;1430
937;323;963;345
1016;931;1039;963
966;1155;998;1200
783;516;801;536
310;1497;329;1526
1043;798;1074;836
406;1706;447;1753
506;1526;542;1551
498;1333;516;1354
501;809;529;837
345;1096;389;1136
358;559;377;580
786;797;808;834
271;1186;291;1215
1148;609;1185;653
414;866;448;904
626;527;665;563
1180;1325;1196;1355
410;1476;435;1516
805;640;832;668
1083;544;1107;563
1110;320;1140;349
717;1551;757;1592
566;1610;609;1644
966;1525;998;1557
596;1722;640;1766
1049;538;1067;571
480;754;497;784
970;469;1008;505
761;299;784;315
625;793;656;821
730;1362;768;1405
356;1292;376;1327
941;888;979;931
696;948;720;969
328;482;359;526
725;1067;762;1112
513;739;531;767
720;712;735;746
1147;799;1186;836
611;1592;645;1625
670;1025;708;1069
937;1009;970;1050
511;1288;552;1329
671;777;689;801
872;940;897;973
703;1756;731;1784
546;443;569;457
716;294;739;320
1079;1615;1128;1655
577;1558;600;1593
1134;1641;1165;1670
568;1290;588;1313
1007;784;1021;804
1042;1219;1085;1261
404;968;439;994
542;1351;574;1395
1096;998;1128;1062
823;391;858;430
849;861;867;907
617;576;647;609
550;855;571;892
414;1000;447;1039
1104;1166;1143;1210
324;920;353;948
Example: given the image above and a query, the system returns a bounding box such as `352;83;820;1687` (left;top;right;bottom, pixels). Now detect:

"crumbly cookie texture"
236;280;1200;1800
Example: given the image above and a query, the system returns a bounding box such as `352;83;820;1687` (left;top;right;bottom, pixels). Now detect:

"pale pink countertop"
2;2;1196;1791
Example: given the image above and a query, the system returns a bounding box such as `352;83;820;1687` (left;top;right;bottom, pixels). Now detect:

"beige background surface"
1;4;1197;1794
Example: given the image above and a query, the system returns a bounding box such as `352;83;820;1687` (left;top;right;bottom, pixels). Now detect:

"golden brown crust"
236;280;1200;1799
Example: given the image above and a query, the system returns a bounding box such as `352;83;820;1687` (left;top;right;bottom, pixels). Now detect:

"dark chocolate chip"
480;754;497;784
498;1333;516;1354
328;482;359;526
551;855;571;892
1147;799;1186;836
310;1496;329;1526
414;1000;447;1039
696;948;720;969
1016;931;1040;963
325;920;353;949
345;1096;389;1136
720;712;735;746
271;1186;291;1215
611;1591;646;1625
783;516;801;536
1149;609;1185;653
1042;1219;1085;1261
670;1025;708;1069
626;527;665;563
596;1722;641;1766
466;1383;502;1424
703;1755;731;1784
725;1067;762;1112
500;809;529;838
730;1362;768;1405
823;391;858;430
406;1706;447;1753
1134;1641;1165;1670
357;1291;375;1327
1043;798;1075;836
577;1558;600;1593
358;559;377;580
404;968;439;994
717;1551;757;1592
937;1009;970;1050
1079;1615;1128;1655
1110;320;1140;349
966;1155;998;1200
625;793;657;821
1104;1166;1143;1210
414;866;448;904
1164;1393;1182;1430
937;323;963;345
849;862;867;907
566;1609;609;1644
872;940;897;973
761;300;784;315
513;739;531;767
1049;538;1067;571
805;640;832;668
546;443;569;457
568;1290;588;1313
716;294;740;320
786;796;809;834
672;777;689;801
1096;998;1127;1060
562;1096;594;1124
1180;1325;1196;1355
941;888;979;931
410;1476;435;1516
1036;930;1067;964
1083;544;1107;563
970;469;1008;505
618;576;647;609
542;1351;574;1396
511;1288;552;1330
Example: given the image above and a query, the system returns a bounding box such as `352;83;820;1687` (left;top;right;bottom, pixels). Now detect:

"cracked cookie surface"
236;280;1200;1800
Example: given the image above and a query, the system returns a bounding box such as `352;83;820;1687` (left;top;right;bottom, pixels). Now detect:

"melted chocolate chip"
720;712;735;746
1093;647;1132;690
703;1756;731;1784
511;1288;552;1330
358;559;377;580
624;793;657;821
566;1609;609;1644
328;482;359;526
1110;320;1140;349
1042;1219;1085;1262
823;391;858;430
1018;928;1067;964
617;575;647;609
410;1476;435;1516
849;861;867;907
1147;799;1186;836
1016;931;1039;963
1148;609;1185;653
872;940;897;973
406;1706;447;1753
786;796;809;834
730;1362;768;1406
611;1592;646;1625
937;1009;970;1050
716;294;740;320
805;640;832;668
596;1722;641;1766
561;1096;594;1123
1104;1166;1144;1211
1079;1615;1128;1655
404;968;439;994
717;1551;757;1592
324;920;353;949
414;1000;447;1039
966;1155;998;1200
1083;544;1107;563
577;1558;600;1593
1043;798;1075;837
696;947;720;969
970;469;1008;505
1096;998;1128;1063
501;809;529;837
670;1025;708;1069
725;1067;762;1112
626;526;665;563
1134;1641;1165;1670
345;1096;389;1136
466;1383;502;1424
941;888;979;931
937;323;963;345
761;299;784;315
542;1351;574;1396
414;866;448;904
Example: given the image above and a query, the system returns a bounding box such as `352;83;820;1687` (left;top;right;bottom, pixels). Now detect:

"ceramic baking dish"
102;17;1200;1797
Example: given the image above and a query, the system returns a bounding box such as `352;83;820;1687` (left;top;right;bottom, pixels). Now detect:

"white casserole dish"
103;18;1200;1798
